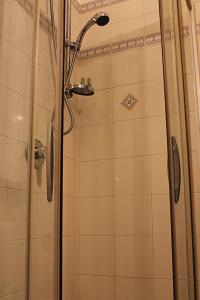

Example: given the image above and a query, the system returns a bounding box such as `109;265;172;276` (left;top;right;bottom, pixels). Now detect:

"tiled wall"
63;0;173;299
0;0;35;299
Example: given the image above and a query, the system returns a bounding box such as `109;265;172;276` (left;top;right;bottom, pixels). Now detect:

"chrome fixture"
65;78;94;97
34;139;46;170
65;12;109;51
63;11;110;135
46;119;54;202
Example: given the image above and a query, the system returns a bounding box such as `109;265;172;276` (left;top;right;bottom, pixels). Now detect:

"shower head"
76;12;110;46
65;83;94;97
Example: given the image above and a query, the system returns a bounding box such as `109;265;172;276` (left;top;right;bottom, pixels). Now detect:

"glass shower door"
28;1;63;299
159;0;196;299
0;0;40;298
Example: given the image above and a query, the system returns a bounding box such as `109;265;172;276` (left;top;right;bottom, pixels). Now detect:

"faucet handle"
80;77;85;85
86;77;92;87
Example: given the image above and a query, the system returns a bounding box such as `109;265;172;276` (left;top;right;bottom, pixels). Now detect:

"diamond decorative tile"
121;93;138;111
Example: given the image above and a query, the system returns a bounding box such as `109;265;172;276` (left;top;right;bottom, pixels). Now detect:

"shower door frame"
159;0;197;299
53;0;65;298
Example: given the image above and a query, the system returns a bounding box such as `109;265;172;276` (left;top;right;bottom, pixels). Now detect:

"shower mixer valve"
65;77;94;98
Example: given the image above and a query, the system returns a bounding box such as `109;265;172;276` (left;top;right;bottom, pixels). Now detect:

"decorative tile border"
72;0;129;13
79;44;110;59
72;0;109;13
145;32;161;46
78;24;200;61
15;0;55;35
79;32;161;60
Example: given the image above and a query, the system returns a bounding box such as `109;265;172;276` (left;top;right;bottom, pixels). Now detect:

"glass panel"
159;0;196;299
28;1;61;299
0;0;36;298
62;0;174;299
180;1;200;298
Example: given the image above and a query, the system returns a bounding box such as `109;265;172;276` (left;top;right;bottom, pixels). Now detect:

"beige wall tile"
147;79;165;117
0;136;8;188
0;189;7;242
116;236;153;278
5;189;27;241
111;0;143;24
144;12;160;35
32;192;53;238
1;0;33;56
80;160;113;197
79;275;114;300
0;38;32;99
5;241;26;294
63;197;79;237
154;279;173;300
152;195;171;235
63;237;79;277
31;238;53;286
63;126;79;160
78;89;112;126
0;85;29;142
31;284;53;300
143;45;163;81
151;154;169;195
191;151;200;193
114;156;151;196
111;16;144;43
115;196;152;235
0;242;6;296
80;197;114;235
113;118;150;157
111;49;146;87
176;236;188;280
115;278;154;300
144;0;159;14
81;23;110;50
80;236;114;275
80;124;113;161
149;116;167;154
7;139;28;190
63;158;78;197
78;56;111;90
62;277;79;300
153;236;173;279
4;292;25;300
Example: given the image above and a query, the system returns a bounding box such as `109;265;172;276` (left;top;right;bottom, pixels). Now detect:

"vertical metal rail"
54;0;66;299
65;0;72;80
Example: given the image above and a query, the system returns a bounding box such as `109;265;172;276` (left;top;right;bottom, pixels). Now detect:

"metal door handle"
46;121;54;202
171;136;181;204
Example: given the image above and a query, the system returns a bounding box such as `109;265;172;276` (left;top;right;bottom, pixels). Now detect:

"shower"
63;12;110;135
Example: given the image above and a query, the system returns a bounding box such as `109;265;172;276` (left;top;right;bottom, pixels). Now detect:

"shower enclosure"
0;0;64;299
0;0;200;299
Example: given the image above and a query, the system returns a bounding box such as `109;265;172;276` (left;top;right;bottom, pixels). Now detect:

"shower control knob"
80;77;85;85
87;78;92;87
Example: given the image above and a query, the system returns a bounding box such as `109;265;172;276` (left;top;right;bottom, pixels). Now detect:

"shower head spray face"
94;12;110;26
